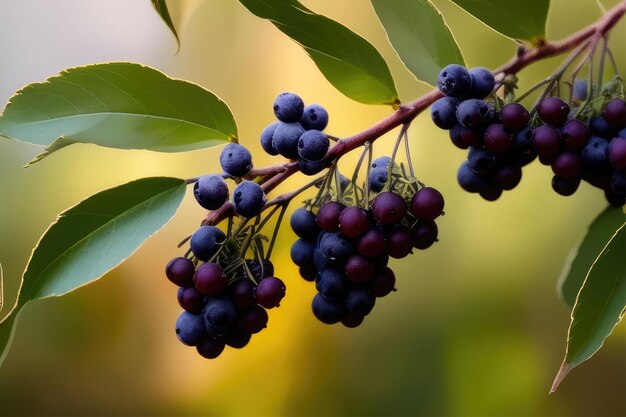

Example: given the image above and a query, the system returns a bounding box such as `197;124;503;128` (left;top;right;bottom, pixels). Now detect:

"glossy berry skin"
290;208;320;239
177;287;205;314
233;181;265;218
552;176;580;196
537;97;570;127
228;278;257;310
609;137;626;170
196;338;225;359
551;151;583;179
273;92;304;123
437;64;472;98
320;233;354;261
430;97;459;129
500;103;530;131
311;293;344;324
356;227;386;258
341;313;365;328
369;267;396;297
237;305;269;334
494;164;522;190
194;175;229;210
561;119;590;150
368;168;388;192
468;147;497;176
316;201;345;232
456;99;489;129
260;122;280;156
467;67;495;99
602;98;626;129
410;187;444;220
166;257;195;287
190;226;226;262
220;143;252;177
345;255;375;283
582;137;610;167
484;124;513;154
194;262;227;296
317;268;350;300
300;104;329;131
290;239;315;266
176;311;207;346
387;225;413;259
345;286;376;316
533;125;561;158
412;220;438;249
256;277;286;309
272;122;305;159
339;206;369;238
298;130;329;161
371;192;407;225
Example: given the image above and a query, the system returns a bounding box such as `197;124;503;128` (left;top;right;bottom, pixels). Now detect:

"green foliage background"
0;0;624;415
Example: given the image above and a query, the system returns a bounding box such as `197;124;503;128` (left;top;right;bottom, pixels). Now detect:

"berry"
256;277;286;309
341;314;365;328
368;168;388;192
561;119;590;150
272;122;305;159
177;287;205;314
225;330;252;349
478;182;503;201
356;227;386;258
204;296;238;338
371;156;391;170
590;116;613;138
290;238;315;266
369;267;396;297
412;220;438;249
609;137;626;170
300;104;329;131
339;206;369;238
484;123;513;154
237;306;269;334
457;161;488;193
468;147;497;176
311;293;344;324
371;192;407;225
228;278;257;310
410;187;444;220
290;208;320;239
299;265;318;282
468;67;495;99
298;159;327;176
551;151;583;179
273;92;304;123
345;255;375;283
582;137;610;167
572;79;588;102
449;124;481;149
175;311;207;346
552;176;580;196
430;97;459;129
196;338;225;359
512;126;534;153
610;170;625;195
298;129;329;161
537;97;570;127
313;247;331;271
533;125;561;158
500;103;530;131
260;122;279;156
165;257;195;287
494;164;522;190
194;175;229;210
220;143;253;177
437;64;472;98
317;268;350;300
194;262;227;296
190;226;226;261
387;225;413;259
602;98;626;129
319;233;354;261
456;99;489;129
233;181;265;218
316;201;345;232
345;286;376;316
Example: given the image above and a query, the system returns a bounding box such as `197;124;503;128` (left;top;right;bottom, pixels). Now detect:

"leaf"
449;0;549;41
370;0;464;86
238;0;398;106
558;206;626;307
551;223;626;393
0;177;186;365
0;312;18;367
151;0;180;47
151;0;205;50
0;62;236;163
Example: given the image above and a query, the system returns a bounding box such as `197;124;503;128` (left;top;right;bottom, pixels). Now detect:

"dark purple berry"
194;262;227;296
369;267;396;298
609;137;626;170
602;98;626;129
430;97;459;129
345;255;375;283
478;182;503;201
561;119;590;150
196;338;225;359
166;257;195;287
456;99;489;129
299;264;318;282
605;187;626;207
341;313;365;328
371;192;407;225
609;170;625;195
412;220;438;249
260;122;279;156
194;175;229;210
273;92;304;123
500;103;530;132
233;181;266;218
225;330;252;349
298;129;329;161
220;143;253;177
552;176;580;196
177;287;205;314
533;125;561;158
255;277;286;309
551;151;583;179
339;206;369;238
467;67;495;99
437;64;472;98
272;122;305;159
175;312;207;346
387;225;413;259
484;124;513;154
344;286;376;316
537;97;570;127
228;278;257;310
316;201;345;232
494;164;522;190
356;227;386;258
311;293;344;324
449;124;482;149
237;305;269;334
190;226;226;262
410;187;445;220
300;104;329;131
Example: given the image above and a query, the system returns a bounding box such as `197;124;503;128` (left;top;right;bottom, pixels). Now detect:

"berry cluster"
290;163;445;327
260;92;332;175
431;64;626;205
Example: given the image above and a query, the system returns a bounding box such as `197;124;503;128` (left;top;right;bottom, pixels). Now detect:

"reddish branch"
203;1;626;226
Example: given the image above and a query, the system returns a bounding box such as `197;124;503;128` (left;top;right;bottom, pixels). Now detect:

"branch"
202;2;625;226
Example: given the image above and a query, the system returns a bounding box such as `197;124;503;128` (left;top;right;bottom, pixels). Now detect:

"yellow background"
0;0;624;415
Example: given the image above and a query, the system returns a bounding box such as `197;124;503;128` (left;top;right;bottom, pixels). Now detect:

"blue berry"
190;226;226;261
368;168;388;192
618;128;626;139
272;122;305;159
457;161;488;193
298;129;330;161
290;238;315;266
344;286;375;316
290;207;320;239
260;122;279;156
319;232;354;261
572;79;588;102
316;268;350;301
467;67;495;99
582;136;610;167
220;143;252;177
449;124;481;149
437;64;472;98
311;293;345;324
430;97;459;129
298;159;327;176
273;92;305;123
512;126;533;152
468;147;497;176
313;246;331;271
456;99;489;128
204;296;238;338
194;175;229;210
589;116;614;138
300;104;329;130
176;311;207;346
371;156;391;170
233;181;265;218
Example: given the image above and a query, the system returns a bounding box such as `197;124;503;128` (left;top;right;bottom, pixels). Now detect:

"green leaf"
449;0;549;41
238;0;398;105
0;62;236;163
558;206;626;307
551;223;626;393
370;0;464;86
0;177;186;366
151;0;180;48
0;312;19;366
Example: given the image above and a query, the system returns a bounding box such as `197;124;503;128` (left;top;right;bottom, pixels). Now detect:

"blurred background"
0;0;624;415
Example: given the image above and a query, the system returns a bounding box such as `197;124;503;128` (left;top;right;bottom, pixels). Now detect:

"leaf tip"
550;361;571;394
